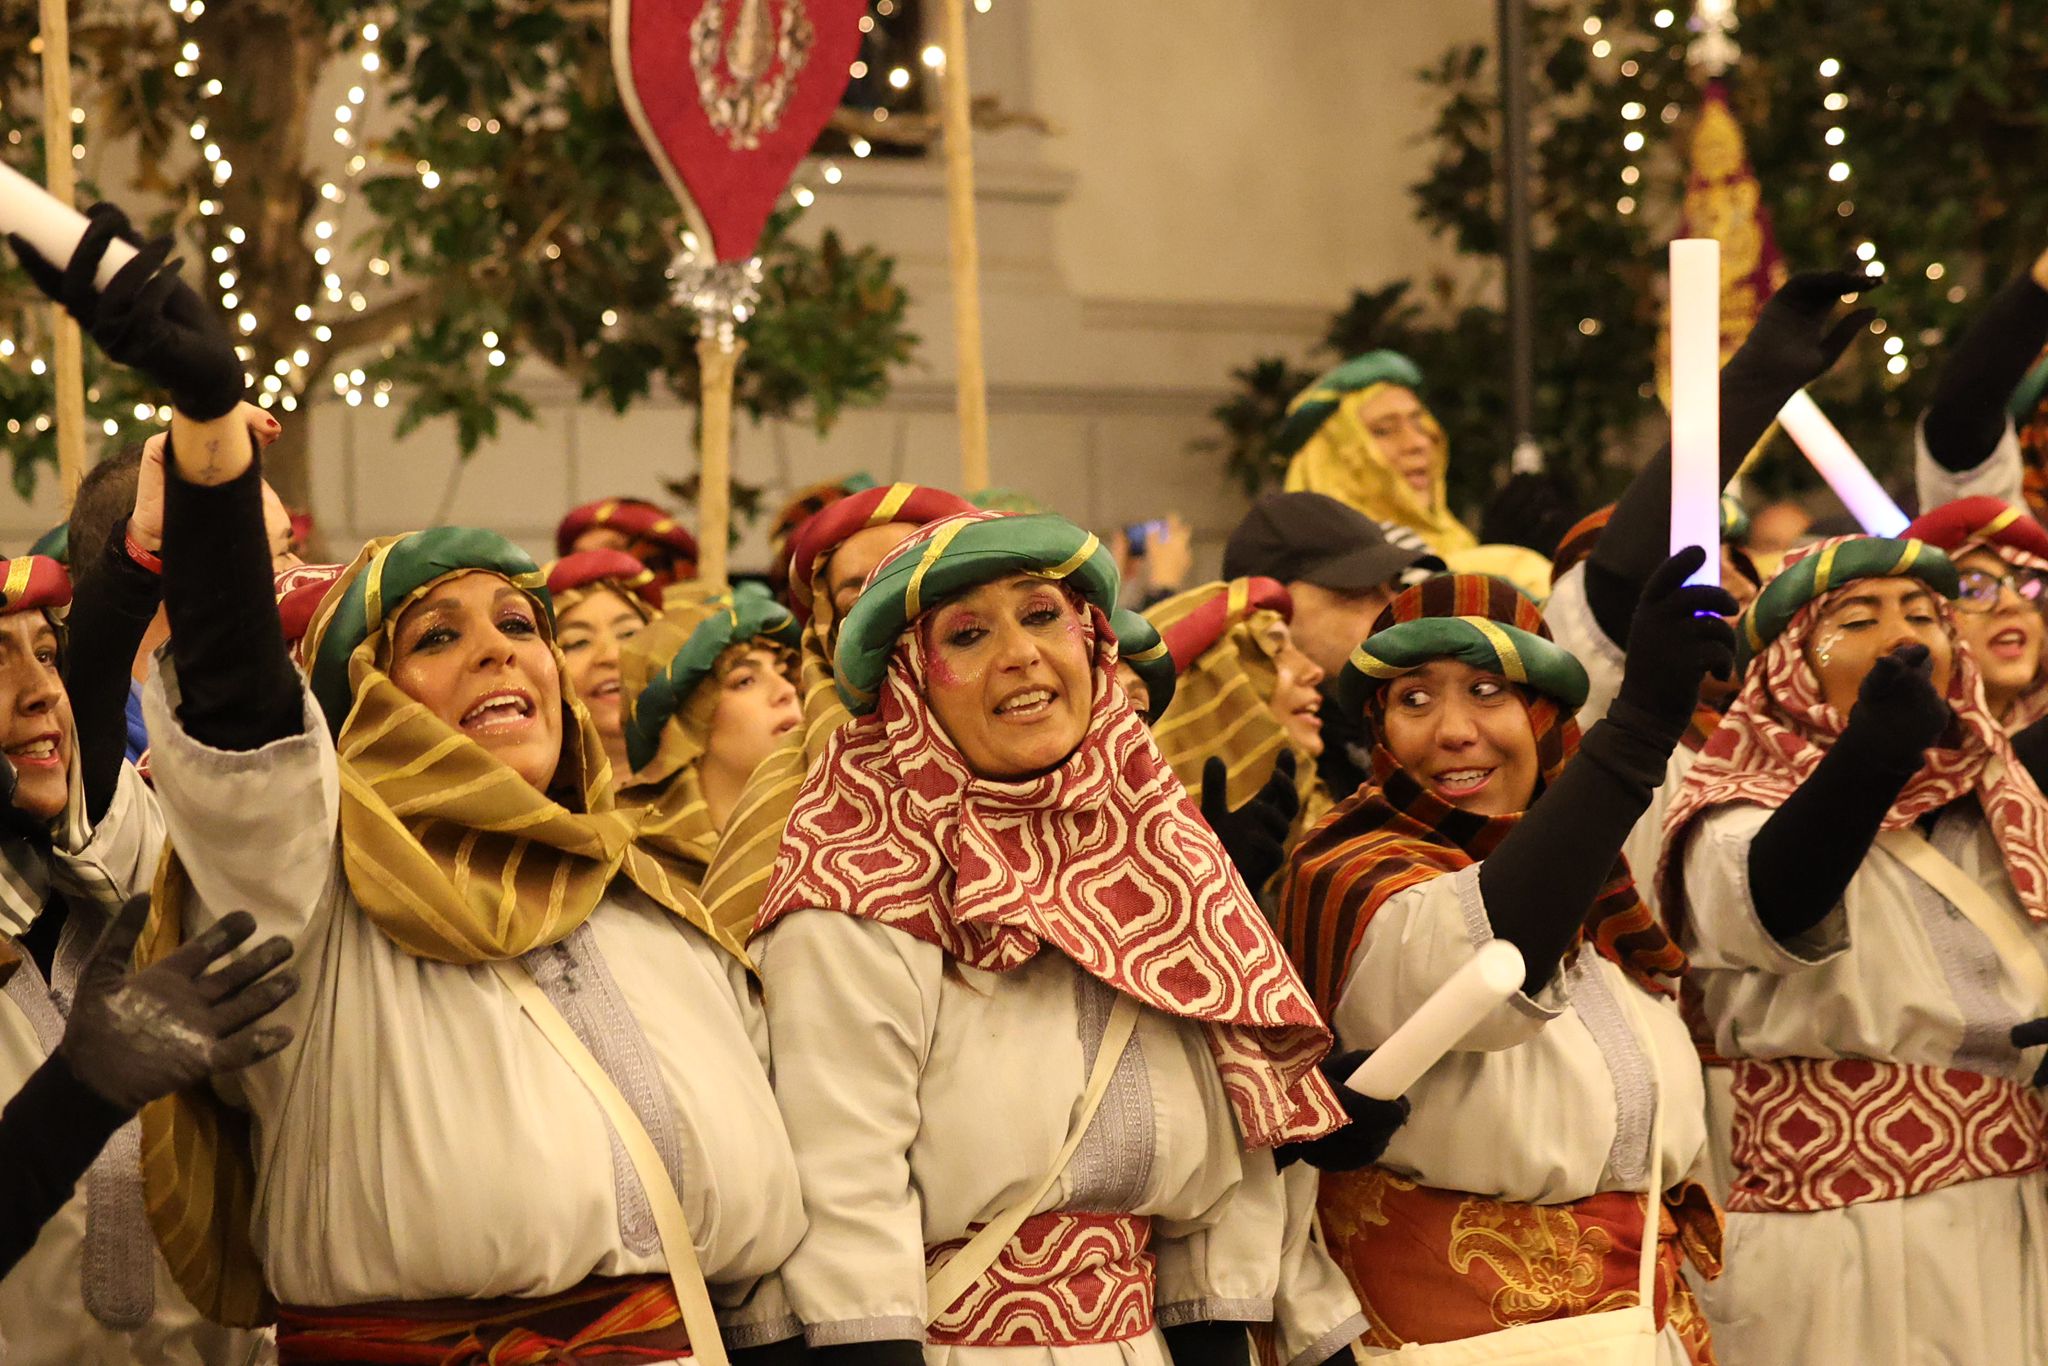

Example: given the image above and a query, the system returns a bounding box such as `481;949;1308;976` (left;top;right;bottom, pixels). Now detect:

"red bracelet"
123;527;163;575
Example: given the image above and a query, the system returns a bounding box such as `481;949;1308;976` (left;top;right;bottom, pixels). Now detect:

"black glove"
1842;643;1952;773
2013;1018;2048;1087
1721;268;1880;401
1614;547;1739;733
1200;751;1300;893
1274;1049;1410;1173
1161;1320;1251;1366
59;895;297;1111
10;203;244;421
2013;713;2048;793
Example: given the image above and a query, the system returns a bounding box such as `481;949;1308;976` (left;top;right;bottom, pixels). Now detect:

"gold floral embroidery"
1447;1198;1637;1327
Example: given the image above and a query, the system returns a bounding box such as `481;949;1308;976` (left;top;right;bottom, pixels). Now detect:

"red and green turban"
833;511;1118;713
544;548;664;611
0;556;71;617
1159;578;1294;673
1110;607;1175;722
554;498;699;575
786;482;977;623
1339;572;1590;721
308;528;549;735
1736;535;1957;673
625;587;802;773
1904;497;2048;567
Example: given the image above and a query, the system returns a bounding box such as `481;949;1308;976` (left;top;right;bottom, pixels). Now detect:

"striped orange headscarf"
1276;574;1685;1015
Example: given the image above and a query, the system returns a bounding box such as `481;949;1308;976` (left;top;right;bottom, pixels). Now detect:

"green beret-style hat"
834;511;1120;713
1735;535;1957;672
1273;349;1426;459
1339;614;1590;719
28;523;68;565
1110;607;1175;723
309;527;550;735
625;585;802;772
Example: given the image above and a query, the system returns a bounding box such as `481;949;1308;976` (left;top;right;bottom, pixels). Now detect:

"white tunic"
755;909;1348;1366
1676;799;2048;1365
0;765;264;1365
1331;864;1706;1365
142;663;805;1327
1914;413;2026;511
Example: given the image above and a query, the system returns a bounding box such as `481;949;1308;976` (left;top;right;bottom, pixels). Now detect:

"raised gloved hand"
1723;268;1881;399
1274;1049;1410;1172
1614;547;1739;733
1841;643;1952;773
9;203;244;421
1200;750;1301;893
58;895;296;1112
2014;1018;2048;1087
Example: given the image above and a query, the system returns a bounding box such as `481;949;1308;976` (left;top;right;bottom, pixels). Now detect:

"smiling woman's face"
921;575;1095;780
389;571;564;792
1379;659;1539;816
1802;576;1952;717
1259;617;1327;757
555;587;645;775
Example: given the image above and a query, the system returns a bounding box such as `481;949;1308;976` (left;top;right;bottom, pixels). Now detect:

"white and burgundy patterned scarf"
758;601;1345;1148
1660;546;2048;927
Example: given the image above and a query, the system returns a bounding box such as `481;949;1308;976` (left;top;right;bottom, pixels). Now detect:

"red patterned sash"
1729;1057;2048;1212
275;1274;688;1364
925;1212;1155;1346
1316;1168;1721;1366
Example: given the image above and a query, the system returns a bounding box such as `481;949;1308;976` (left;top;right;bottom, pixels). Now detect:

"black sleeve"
1477;702;1679;993
1922;272;2048;473
1585;368;1812;645
160;440;301;751
730;1336;811;1366
1745;733;1920;942
810;1343;921;1366
2012;715;2048;792
1162;1320;1252;1366
0;1050;132;1276
62;533;161;824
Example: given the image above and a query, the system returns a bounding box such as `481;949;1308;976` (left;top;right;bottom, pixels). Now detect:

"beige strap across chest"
924;991;1142;1320
490;959;728;1366
1878;828;2048;1011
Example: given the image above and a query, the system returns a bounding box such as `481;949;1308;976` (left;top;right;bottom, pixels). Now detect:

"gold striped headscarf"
137;529;744;1326
616;587;801;894
1146;578;1331;829
695;482;975;940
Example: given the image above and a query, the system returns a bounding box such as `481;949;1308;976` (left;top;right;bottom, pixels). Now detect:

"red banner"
612;0;867;261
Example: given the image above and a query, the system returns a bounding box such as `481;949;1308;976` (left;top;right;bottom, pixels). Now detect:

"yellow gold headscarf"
1282;374;1477;558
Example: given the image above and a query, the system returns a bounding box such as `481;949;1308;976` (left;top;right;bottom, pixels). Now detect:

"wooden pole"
935;0;990;494
37;0;86;504
694;331;744;592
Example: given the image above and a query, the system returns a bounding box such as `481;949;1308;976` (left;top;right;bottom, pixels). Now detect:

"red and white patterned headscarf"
1660;538;2048;925
758;596;1346;1148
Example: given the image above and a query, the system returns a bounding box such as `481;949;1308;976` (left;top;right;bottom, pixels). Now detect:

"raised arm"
1922;249;2048;474
1585;271;1877;643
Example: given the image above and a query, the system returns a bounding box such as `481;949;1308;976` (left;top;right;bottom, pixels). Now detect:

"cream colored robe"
1676;800;2048;1365
142;662;804;1331
755;909;1360;1366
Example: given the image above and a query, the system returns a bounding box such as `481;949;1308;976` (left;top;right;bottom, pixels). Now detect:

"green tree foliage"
1209;2;2048;515
0;0;915;513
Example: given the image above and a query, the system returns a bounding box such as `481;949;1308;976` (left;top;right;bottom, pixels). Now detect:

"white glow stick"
1669;238;1721;586
0;160;136;290
1777;388;1910;536
1344;939;1526;1100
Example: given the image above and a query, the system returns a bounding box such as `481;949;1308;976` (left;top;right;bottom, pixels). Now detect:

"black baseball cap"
1223;491;1437;592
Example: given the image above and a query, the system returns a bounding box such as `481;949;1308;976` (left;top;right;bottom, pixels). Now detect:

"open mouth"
459;689;537;735
1990;626;2034;659
993;686;1056;720
1430;767;1495;800
4;732;61;769
588;678;621;701
773;715;801;736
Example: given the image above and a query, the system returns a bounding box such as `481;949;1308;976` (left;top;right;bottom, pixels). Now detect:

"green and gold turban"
1735;535;1957;673
1338;572;1590;721
834;511;1119;713
307;527;549;735
1110;607;1175;722
1273;350;1425;459
625;584;802;774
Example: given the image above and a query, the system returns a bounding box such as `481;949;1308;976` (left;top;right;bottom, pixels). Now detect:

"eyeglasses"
1954;567;2048;613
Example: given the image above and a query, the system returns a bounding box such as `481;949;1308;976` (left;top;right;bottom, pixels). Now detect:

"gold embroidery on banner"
689;0;816;151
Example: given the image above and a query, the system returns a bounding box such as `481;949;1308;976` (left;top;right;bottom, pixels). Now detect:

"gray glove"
59;895;296;1111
